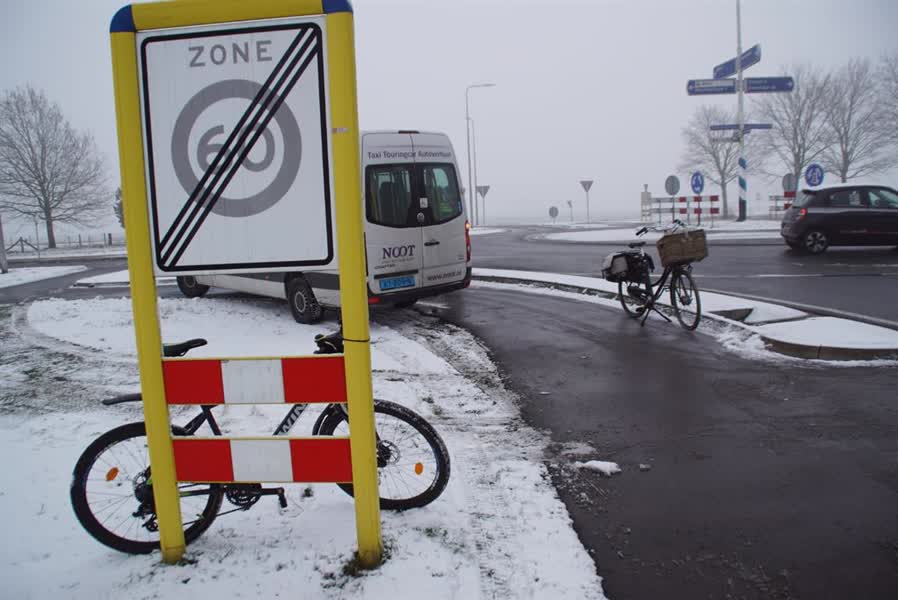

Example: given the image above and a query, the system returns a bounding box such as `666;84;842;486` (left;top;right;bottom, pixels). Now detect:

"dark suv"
780;185;898;253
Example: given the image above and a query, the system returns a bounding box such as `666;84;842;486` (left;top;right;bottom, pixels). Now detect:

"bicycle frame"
177;401;348;438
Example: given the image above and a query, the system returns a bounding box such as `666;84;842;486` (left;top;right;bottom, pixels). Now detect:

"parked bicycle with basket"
601;220;707;330
70;330;451;555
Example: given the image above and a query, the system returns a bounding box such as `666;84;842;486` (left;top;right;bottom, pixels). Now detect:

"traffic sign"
710;123;772;132
580;180;593;192
476;185;490;198
805;164;824;187
690;172;705;195
745;76;794;94
713;44;761;79
782;172;797;193
686;78;737;95
549;206;559;219
138;19;335;274
665;175;680;196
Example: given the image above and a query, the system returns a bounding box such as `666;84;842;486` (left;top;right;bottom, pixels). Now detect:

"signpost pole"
327;10;383;568
736;0;747;222
110;28;185;564
0;213;8;274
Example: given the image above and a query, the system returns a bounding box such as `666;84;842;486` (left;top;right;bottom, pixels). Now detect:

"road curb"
473;273;898;362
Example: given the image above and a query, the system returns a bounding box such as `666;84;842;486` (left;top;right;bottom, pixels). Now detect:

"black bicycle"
70;331;450;554
602;220;705;330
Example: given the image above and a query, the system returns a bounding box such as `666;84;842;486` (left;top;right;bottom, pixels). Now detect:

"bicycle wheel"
317;400;451;510
617;280;646;318
71;422;224;554
670;269;702;330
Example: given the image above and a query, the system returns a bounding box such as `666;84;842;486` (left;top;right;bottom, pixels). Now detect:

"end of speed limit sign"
138;18;335;274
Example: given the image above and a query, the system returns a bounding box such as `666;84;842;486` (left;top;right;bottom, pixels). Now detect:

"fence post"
0;213;8;274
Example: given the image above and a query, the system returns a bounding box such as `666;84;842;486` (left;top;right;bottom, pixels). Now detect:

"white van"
175;131;472;323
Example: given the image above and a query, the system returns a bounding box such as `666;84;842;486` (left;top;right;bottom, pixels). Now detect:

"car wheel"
802;230;829;254
176;276;210;298
286;278;323;324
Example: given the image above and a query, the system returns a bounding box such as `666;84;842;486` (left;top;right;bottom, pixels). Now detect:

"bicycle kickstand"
640;301;671;326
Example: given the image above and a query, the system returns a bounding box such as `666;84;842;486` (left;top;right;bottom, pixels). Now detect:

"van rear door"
412;133;468;287
363;133;424;294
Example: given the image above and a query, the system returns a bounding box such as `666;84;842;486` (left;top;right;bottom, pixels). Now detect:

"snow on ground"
469;227;505;236
74;270;175;287
0;265;87;288
574;461;621;477
538;227;781;243
0;297;607;600
753;316;898;349
5;246;127;261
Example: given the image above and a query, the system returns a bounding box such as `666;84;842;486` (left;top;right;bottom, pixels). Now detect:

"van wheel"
802;230;829;254
286;278;323;324
176;276;209;298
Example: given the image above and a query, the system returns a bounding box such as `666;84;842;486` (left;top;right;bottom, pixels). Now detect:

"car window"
793;191;818;207
422;164;463;224
828;189;867;208
869;189;898;209
366;165;414;227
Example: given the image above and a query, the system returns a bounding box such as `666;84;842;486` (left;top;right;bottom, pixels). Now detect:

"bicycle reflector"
414;462;424;475
105;467;120;482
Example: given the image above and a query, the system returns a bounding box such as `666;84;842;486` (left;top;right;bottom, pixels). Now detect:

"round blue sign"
805;163;824;187
690;171;705;195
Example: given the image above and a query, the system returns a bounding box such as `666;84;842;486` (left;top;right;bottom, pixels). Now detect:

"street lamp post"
465;82;495;226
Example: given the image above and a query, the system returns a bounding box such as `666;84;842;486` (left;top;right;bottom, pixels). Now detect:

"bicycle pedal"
277;488;287;508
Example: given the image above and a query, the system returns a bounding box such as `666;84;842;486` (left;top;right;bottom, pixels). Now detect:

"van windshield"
366;163;463;227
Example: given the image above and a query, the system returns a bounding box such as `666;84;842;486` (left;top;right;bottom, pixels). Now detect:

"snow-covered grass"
537;227;781;243
1;297;608;599
6;246;127;260
0;265;87;288
74;270;175;287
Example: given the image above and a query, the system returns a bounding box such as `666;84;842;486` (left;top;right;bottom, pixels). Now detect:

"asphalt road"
472;227;898;324
434;285;898;600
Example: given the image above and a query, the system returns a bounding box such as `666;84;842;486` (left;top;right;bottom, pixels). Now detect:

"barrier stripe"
172;437;353;483
709;195;719;202
162;356;346;404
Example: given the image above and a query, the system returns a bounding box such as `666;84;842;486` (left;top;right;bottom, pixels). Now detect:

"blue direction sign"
687;78;737;96
713;44;761;79
710;123;773;132
745;76;794;93
805;163;824;187
691;171;705;194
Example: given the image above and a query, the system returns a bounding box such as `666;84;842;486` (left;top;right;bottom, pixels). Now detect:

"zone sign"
138;17;336;274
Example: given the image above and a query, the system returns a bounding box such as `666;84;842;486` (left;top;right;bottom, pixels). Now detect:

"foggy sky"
2;0;897;235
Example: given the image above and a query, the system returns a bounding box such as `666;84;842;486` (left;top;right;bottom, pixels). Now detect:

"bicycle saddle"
628;241;647;249
162;338;208;357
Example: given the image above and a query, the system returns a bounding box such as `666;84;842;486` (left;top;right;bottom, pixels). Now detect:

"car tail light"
797;208;807;220
465;220;472;262
368;297;380;305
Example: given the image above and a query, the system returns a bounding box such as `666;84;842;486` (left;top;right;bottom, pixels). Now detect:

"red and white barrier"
161;355;350;483
172;437;353;483
162;356;346;405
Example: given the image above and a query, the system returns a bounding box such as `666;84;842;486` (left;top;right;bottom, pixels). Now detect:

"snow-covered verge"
0;265;87;289
0;298;607;600
469;227;505;236
537;227;781;243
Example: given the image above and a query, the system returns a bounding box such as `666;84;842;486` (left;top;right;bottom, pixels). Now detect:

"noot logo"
170;79;302;217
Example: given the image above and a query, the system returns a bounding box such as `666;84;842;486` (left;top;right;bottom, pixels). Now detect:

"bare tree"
820;58;896;182
0;86;108;248
878;53;898;146
113;187;124;228
679;104;760;219
752;64;831;185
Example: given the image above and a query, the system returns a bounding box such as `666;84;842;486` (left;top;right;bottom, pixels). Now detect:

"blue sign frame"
690;172;705;195
805;164;824;187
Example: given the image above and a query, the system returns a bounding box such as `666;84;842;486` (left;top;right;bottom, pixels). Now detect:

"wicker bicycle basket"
656;229;708;267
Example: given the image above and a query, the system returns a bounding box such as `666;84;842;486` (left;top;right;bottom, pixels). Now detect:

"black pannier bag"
601;251;653;283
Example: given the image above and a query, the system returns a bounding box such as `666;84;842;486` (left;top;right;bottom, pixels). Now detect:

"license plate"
379;275;415;291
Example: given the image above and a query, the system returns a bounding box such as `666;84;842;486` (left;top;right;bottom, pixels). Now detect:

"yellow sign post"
110;0;381;565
